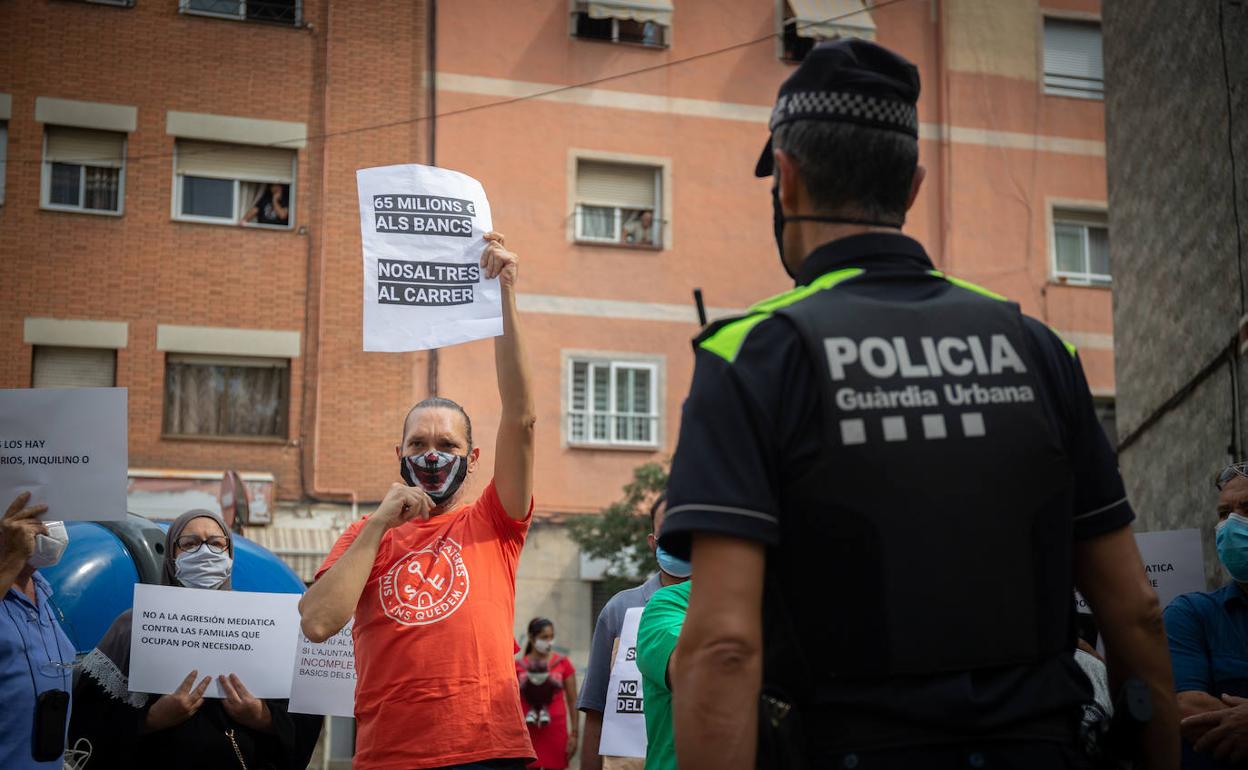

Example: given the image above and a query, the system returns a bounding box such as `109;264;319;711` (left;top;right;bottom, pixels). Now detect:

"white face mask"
534;638;554;654
28;521;69;569
175;548;233;590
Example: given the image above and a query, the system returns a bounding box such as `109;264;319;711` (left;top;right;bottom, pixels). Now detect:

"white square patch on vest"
882;416;907;442
840;418;866;445
921;414;947;439
961;412;986;437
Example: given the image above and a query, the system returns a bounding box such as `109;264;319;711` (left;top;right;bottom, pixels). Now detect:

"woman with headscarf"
68;509;305;769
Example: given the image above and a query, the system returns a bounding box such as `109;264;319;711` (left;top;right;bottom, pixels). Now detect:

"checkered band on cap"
770;91;919;136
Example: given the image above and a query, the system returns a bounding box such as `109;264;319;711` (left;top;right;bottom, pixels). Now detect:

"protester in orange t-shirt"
300;232;536;770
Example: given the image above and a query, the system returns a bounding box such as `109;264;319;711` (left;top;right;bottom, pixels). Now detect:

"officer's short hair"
773;119;918;226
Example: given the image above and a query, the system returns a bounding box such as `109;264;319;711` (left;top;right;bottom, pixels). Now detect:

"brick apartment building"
1;0;1114;732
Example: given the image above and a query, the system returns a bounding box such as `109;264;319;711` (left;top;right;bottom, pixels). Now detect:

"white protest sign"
357;164;501;352
1076;528;1206;614
289;620;356;717
128;584;301;699
599;607;647;758
0;387;127;521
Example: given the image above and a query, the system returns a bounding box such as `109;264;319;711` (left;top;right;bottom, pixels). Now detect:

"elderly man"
659;38;1178;770
1166;461;1248;767
1;492;75;770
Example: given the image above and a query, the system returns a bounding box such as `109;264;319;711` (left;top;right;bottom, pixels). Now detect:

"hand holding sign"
145;670;212;732
0;491;48;573
481;232;517;288
219;673;273;732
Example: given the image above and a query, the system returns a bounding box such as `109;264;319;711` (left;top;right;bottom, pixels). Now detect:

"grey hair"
772;120;918;225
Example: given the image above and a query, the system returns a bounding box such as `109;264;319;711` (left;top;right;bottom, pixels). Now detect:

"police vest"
768;274;1075;680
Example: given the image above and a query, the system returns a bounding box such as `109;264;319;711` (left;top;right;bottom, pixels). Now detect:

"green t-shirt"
635;580;691;770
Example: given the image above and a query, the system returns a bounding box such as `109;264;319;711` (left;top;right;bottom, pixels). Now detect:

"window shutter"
176;140;295;183
787;0;876;41
44;127;126;168
583;0;673;26
576;161;657;209
32;346;116;388
1043;19;1103;96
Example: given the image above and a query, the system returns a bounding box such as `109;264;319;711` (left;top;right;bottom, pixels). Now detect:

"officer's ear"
774;149;805;213
906;164;927;213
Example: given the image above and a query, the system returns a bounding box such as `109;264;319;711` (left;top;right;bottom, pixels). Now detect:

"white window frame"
1050;206;1111;287
571;158;664;248
179;0;302;25
39;129;127;217
1041;15;1104;101
171;143;297;230
569;3;669;47
566;357;661;449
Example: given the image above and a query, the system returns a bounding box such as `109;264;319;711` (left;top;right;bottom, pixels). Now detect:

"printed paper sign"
1076;528;1206;614
357;164;501;352
289;620;356;717
599;607;647;758
0;387;127;521
128;584;302;699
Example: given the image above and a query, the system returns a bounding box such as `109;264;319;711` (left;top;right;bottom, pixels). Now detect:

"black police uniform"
660;232;1132;767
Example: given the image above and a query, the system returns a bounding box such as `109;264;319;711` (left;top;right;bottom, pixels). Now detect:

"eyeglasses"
175;535;230;554
1217;462;1248;491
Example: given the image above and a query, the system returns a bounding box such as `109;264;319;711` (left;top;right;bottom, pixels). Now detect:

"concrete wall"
514;521;594;672
1103;0;1248;585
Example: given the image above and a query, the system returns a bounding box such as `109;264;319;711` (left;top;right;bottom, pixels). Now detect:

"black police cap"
754;38;921;177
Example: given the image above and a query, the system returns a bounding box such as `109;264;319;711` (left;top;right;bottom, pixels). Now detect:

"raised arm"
481;231;535;521
1075;524;1180;770
299;484;431;642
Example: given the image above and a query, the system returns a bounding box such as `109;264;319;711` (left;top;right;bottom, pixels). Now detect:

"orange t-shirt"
316;480;534;770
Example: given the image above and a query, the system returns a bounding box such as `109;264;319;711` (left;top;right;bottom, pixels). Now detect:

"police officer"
659;39;1179;770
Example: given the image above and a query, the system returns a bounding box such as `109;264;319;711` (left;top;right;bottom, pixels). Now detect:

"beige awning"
44;127;126;168
585;0;673;26
788;0;876;41
242;524;344;583
175;140;295;184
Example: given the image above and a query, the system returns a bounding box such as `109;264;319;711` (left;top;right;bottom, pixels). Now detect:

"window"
1052;209;1110;286
568;359;659;447
0;121;6;205
1043;18;1103;99
574;160;662;247
180;0;300;25
173;140;295;228
31;346;116;388
779;1;876;62
570;1;669;47
163;354;290;439
41;126;125;214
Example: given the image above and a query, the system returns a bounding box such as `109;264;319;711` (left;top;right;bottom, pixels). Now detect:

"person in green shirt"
635;579;691;770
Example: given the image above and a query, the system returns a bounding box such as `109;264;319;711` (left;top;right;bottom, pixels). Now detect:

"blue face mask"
1217;513;1248;582
656;545;692;578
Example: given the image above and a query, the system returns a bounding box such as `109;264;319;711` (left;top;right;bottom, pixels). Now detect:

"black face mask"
400;451;469;504
771;169;902;282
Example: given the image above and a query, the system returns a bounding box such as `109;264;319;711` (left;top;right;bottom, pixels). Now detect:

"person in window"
1;492;76;770
622;210;654;246
69;509;319;770
242;183;289;227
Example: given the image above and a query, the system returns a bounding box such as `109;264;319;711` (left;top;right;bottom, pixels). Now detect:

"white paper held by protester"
0;387;127;521
358;164;501;352
128;584;302;699
599;606;647;758
289;620;357;717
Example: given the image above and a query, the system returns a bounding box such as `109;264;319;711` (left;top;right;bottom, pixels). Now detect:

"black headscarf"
162;508;234;589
